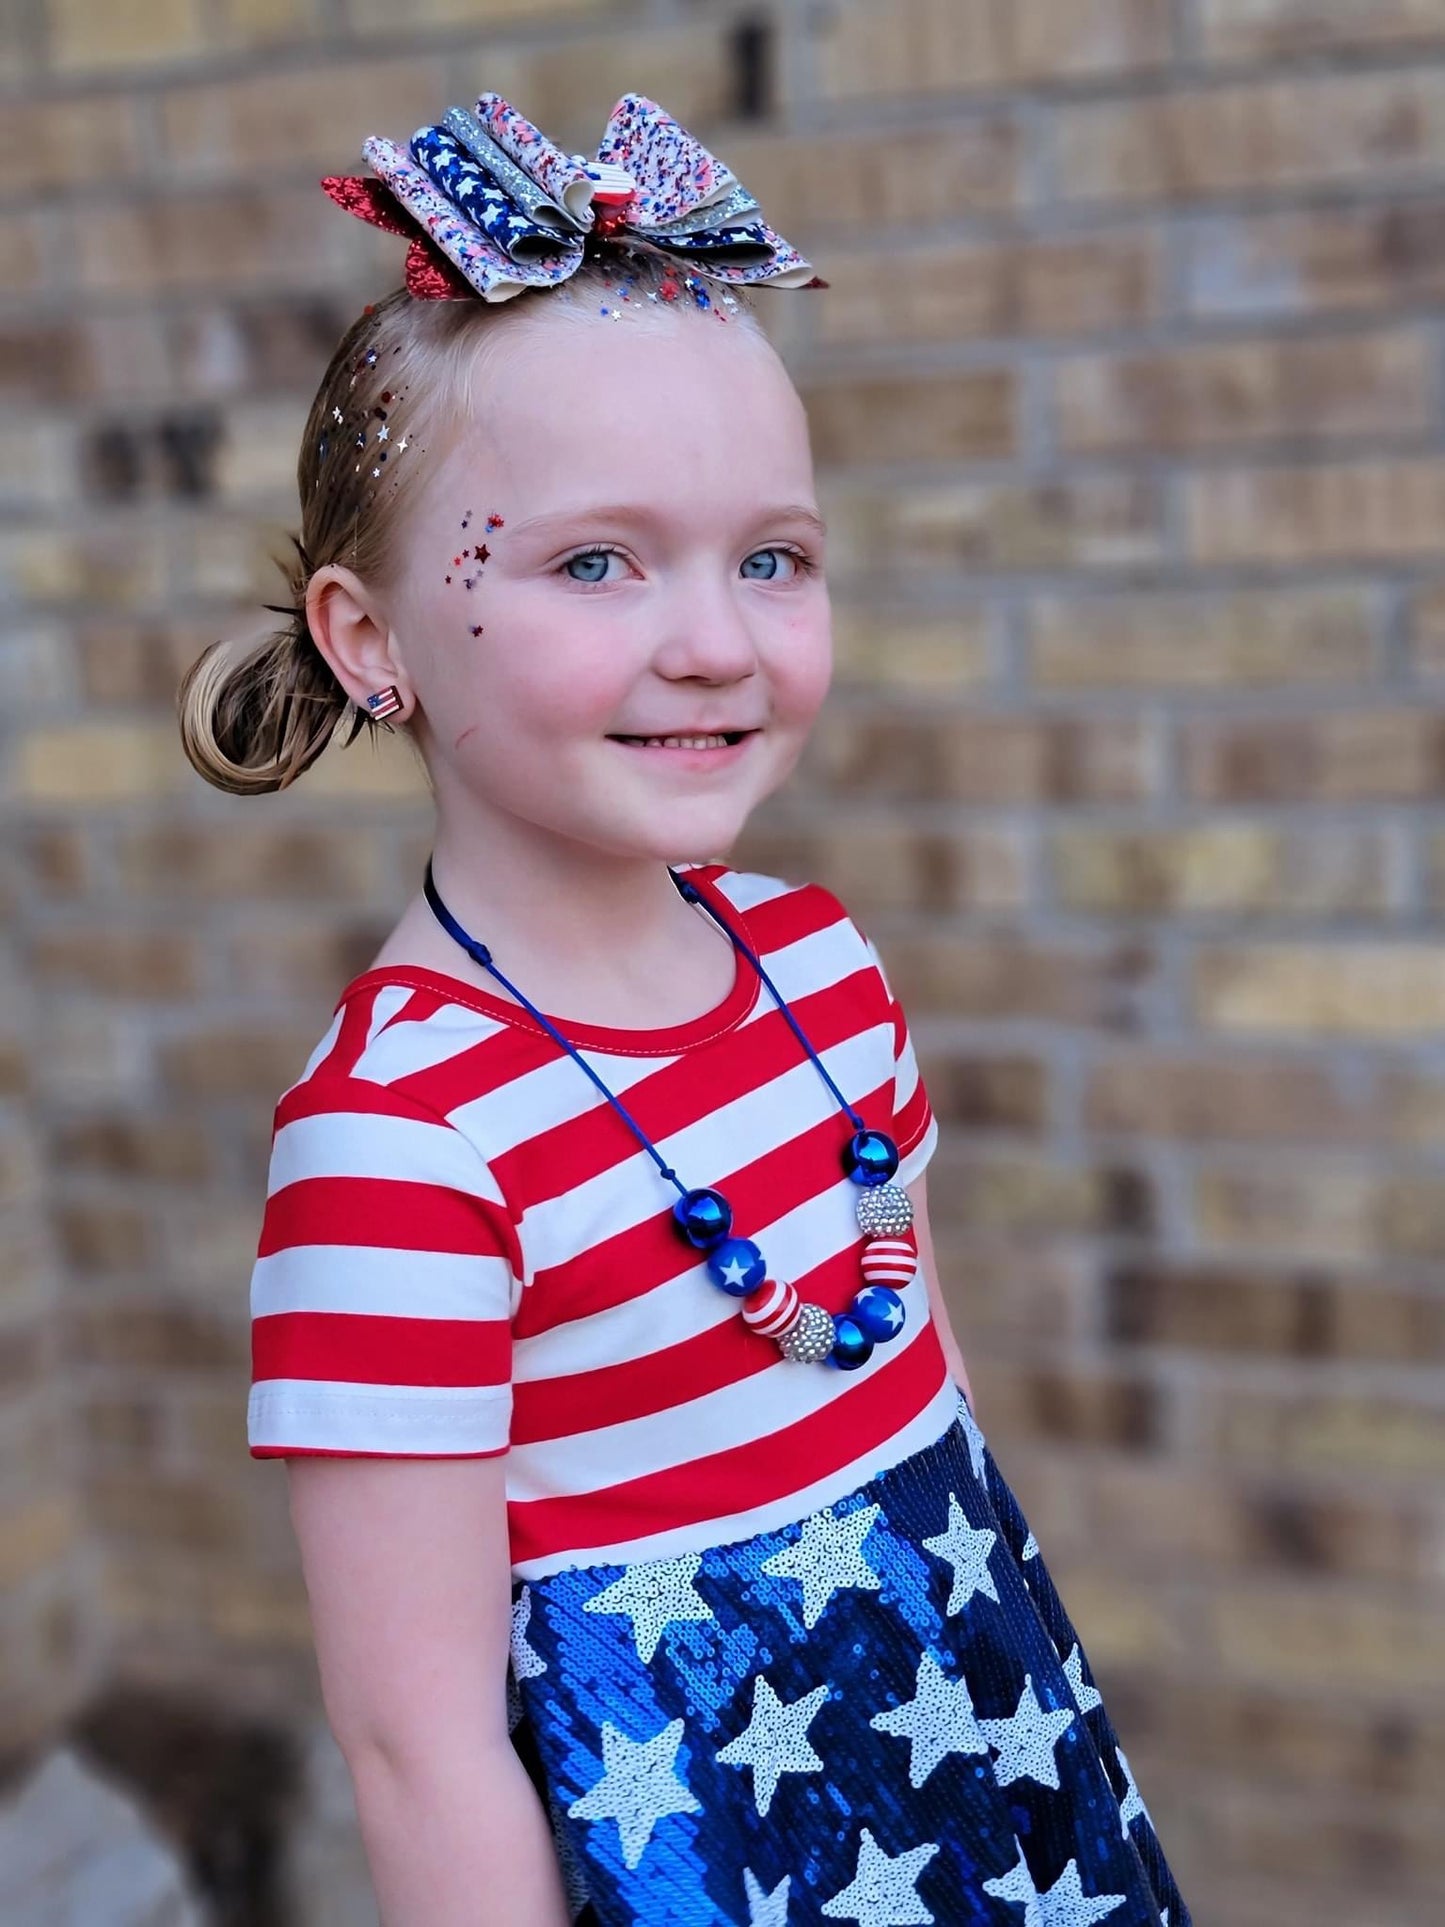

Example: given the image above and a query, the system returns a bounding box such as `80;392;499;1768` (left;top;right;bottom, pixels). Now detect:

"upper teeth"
629;734;731;748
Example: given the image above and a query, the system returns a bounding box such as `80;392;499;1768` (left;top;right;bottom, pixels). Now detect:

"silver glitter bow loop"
351;90;820;303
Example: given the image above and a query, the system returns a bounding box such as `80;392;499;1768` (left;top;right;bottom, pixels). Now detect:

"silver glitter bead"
777;1301;836;1364
855;1181;913;1238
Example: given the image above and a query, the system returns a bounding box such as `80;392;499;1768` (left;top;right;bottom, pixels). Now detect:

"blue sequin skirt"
507;1395;1190;1926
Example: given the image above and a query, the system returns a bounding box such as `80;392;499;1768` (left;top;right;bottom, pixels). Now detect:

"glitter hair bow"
321;91;824;302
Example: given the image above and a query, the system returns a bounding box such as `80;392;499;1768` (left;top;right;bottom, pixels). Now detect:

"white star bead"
1061;1643;1102;1715
743;1866;793;1924
1116;1746;1149;1835
717;1252;754;1289
978;1674;1076;1790
922;1494;1000;1614
870;1649;989;1787
717;1673;829;1816
567;1717;701;1870
821;1826;940;1926
761;1502;883;1630
510;1585;547;1681
1038;1859;1127;1925
582;1550;714;1663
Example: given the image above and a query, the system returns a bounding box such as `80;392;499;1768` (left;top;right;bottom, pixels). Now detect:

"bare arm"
286;1453;571;1927
905;1169;976;1415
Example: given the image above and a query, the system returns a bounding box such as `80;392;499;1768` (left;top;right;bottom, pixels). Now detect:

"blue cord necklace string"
419;855;910;1372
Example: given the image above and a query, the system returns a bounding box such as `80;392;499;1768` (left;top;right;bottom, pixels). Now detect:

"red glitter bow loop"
321;90;825;302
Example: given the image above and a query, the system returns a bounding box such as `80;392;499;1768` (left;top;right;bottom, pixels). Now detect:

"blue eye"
562;546;625;584
741;548;802;581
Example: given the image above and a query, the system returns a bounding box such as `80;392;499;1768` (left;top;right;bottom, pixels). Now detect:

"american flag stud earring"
364;685;403;720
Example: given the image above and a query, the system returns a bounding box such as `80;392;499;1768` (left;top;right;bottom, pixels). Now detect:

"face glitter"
486;513;504;530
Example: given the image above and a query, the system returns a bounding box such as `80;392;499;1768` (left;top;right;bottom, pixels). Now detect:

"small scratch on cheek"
454;723;479;750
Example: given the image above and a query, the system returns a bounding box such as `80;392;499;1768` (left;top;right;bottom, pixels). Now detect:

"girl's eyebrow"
512;502;828;541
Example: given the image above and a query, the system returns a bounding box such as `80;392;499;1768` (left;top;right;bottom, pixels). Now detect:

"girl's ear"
305;564;412;718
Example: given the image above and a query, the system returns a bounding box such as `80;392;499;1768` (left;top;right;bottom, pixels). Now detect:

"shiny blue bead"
830;1315;875;1370
843;1128;900;1186
850;1285;907;1344
673;1187;733;1249
705;1236;767;1296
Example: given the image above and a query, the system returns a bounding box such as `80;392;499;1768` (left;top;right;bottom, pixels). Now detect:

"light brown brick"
823;476;1164;575
927;1056;1051;1133
970;1358;1163;1448
346;0;609;35
1380;1066;1445;1144
725;122;1021;237
0;1500;78;1592
5;97;143;194
1187;460;1445;565
160;56;444;179
1193;1162;1380;1259
223;919;390;998
1056;328;1432;452
1214;1387;1445;1484
1200;0;1445;59
63;1301;246;1372
931;1242;1088;1344
808;0;1172;98
735;823;1027;915
804;712;1154;803
54;1115;213;1183
9;723;192;805
830;606;993;693
1183;710;1445;801
887;933;1148;1026
1411;581;1445;677
28;929;201;999
0;526;168;607
1085;1053;1363;1141
55;1201;152;1274
818;232;1157;347
1057;71;1445;204
73;187;346;296
1031;585;1376;690
504;23;734;147
1196;944;1445;1036
1184;199;1445;321
49;0;204;72
114;823;379;900
218;0;322;50
1377;1173;1445;1260
804;369;1018;467
1052;825;1389;916
1209;1585;1445;1693
0;213;44;298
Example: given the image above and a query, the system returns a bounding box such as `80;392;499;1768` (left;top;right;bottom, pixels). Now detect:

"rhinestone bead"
830;1314;875;1371
855;1181;913;1237
777;1300;836;1363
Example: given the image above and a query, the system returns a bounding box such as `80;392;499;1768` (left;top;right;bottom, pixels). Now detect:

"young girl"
180;91;1189;1927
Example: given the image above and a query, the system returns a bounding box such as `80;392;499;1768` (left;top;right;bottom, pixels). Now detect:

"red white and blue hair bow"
322;91;824;302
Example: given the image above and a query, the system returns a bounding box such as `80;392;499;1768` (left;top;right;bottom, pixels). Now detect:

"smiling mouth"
607;731;755;749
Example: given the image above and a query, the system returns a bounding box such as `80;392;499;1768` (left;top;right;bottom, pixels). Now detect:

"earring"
364;685;403;720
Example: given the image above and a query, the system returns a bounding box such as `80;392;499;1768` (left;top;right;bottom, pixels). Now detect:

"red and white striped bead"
742;1276;801;1340
860;1228;918;1289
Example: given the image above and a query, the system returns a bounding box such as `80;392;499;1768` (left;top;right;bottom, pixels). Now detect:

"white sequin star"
582;1550;714;1662
956;1393;988;1482
922;1494;1000;1614
743;1865;793;1924
717;1673;829;1816
761;1502;883;1630
821;1826;939;1926
567;1717;700;1870
983;1846;1040;1923
1022;1530;1040;1561
979;1674;1076;1790
1061;1643;1101;1715
510;1585;547;1681
870;1649;988;1787
1038;1860;1126;1925
1116;1746;1149;1835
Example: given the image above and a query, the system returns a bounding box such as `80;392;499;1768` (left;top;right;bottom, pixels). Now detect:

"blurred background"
4;1;1445;1922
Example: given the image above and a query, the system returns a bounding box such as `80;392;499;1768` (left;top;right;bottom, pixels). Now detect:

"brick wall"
5;2;1445;1921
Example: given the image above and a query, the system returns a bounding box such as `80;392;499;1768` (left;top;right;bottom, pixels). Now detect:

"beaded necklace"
422;860;919;1371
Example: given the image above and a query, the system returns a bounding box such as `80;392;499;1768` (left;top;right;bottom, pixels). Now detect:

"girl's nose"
652;574;762;684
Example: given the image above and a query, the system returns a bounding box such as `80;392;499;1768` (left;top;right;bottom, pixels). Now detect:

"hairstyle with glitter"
177;247;767;795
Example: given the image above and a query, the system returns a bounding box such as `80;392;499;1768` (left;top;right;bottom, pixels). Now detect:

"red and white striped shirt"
248;863;952;1580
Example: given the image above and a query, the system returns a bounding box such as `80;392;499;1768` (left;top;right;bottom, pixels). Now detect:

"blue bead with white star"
705;1236;767;1296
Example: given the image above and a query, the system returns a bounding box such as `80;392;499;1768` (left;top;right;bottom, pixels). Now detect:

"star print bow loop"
322;91;825;302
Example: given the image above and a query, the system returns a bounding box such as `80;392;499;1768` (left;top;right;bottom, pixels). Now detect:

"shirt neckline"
332;862;764;1057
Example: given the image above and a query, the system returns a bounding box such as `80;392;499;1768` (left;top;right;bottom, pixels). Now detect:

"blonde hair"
177;251;764;795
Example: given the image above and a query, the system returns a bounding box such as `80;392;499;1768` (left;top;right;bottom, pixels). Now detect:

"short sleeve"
858;931;939;1189
247;1075;518;1459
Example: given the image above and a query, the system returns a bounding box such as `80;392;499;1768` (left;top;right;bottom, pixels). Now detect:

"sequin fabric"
506;1395;1190;1926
